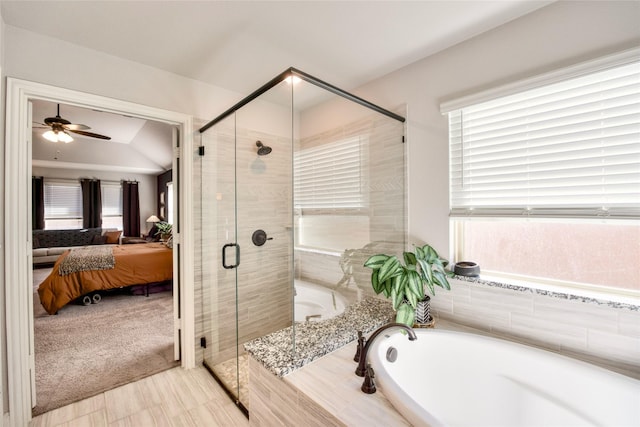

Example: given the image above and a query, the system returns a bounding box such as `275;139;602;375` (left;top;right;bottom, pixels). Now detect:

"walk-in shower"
197;67;406;414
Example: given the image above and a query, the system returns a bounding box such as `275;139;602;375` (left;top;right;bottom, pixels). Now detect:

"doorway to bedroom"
29;99;180;416
4;78;196;425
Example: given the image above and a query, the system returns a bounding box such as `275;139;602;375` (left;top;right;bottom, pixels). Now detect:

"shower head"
256;140;272;156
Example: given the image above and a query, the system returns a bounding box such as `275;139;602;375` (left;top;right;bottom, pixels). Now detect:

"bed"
38;242;173;314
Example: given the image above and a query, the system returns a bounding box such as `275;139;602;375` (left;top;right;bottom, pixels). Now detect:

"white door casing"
4;78;196;426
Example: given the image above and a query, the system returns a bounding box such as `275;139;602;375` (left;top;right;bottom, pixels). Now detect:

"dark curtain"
81;179;102;228
123;181;141;237
32;176;45;230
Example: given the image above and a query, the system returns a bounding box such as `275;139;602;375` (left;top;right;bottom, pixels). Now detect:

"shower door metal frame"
199;67;406;134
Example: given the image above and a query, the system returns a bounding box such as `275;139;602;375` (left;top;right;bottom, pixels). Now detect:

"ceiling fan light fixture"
43;128;74;143
42;130;59;142
59;131;73;143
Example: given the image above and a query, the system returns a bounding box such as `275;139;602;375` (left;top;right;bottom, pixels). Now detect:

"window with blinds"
294;137;364;209
448;59;640;219
445;51;640;293
101;182;123;230
44;180;83;229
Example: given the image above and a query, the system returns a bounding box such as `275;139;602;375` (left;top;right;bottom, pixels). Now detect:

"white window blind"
44;180;82;220
449;60;640;219
101;182;122;217
294;137;364;209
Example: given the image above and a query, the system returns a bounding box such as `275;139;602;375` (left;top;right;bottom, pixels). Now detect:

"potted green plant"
364;244;453;327
155;222;173;241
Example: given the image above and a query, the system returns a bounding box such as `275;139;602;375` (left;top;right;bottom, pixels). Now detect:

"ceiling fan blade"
69;129;112;140
65;123;91;131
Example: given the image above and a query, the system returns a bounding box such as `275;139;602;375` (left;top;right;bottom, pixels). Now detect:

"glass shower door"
200;80;295;412
200;113;243;407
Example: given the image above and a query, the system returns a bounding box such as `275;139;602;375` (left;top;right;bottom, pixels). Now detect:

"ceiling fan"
34;104;111;143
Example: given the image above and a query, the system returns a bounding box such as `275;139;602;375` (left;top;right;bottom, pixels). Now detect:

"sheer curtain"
123;181;141;237
81;179;102;228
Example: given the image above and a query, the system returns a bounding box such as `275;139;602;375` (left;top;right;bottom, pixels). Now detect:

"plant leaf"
377;256;400;284
403;251;417;265
391;275;403;310
418;259;433;283
396;303;415;327
364;254;389;269
423;244;438;262
371;271;384;294
433;270;451;290
406;286;418;309
383;279;393;298
407;270;424;300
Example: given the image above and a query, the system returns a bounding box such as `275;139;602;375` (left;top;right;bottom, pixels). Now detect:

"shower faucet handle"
252;229;273;246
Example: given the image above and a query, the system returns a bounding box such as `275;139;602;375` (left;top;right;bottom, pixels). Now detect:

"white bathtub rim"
369;328;640;427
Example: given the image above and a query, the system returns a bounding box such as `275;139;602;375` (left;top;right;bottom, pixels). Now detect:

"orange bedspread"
38;243;173;314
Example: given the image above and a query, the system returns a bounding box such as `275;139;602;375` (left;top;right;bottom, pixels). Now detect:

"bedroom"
30;99;179;415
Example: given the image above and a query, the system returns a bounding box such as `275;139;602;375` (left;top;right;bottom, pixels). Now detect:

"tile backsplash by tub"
431;277;640;377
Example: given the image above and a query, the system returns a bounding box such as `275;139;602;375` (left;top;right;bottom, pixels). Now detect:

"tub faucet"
355;322;417;378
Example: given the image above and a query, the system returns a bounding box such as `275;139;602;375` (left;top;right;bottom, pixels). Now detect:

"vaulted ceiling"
2;1;553;173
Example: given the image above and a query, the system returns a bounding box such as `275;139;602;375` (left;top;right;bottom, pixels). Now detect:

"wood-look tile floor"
30;366;249;427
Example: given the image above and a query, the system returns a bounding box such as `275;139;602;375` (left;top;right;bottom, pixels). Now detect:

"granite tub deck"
244;296;395;377
245;296;408;426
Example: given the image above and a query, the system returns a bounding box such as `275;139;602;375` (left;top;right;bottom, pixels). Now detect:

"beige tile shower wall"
297;112;406;293
198;117;294;368
431;279;640;376
235;127;294;345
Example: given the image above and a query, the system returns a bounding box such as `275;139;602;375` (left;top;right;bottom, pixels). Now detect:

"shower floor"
212;353;250;409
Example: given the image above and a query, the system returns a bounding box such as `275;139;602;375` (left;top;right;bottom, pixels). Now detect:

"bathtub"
294;280;346;322
369;329;640;426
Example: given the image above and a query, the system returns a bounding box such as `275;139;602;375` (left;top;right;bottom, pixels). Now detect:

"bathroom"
193;61;639;426
2;2;639;425
191;4;639;425
194;22;640;427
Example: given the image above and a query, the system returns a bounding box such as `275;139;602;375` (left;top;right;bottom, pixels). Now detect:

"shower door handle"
222;243;240;269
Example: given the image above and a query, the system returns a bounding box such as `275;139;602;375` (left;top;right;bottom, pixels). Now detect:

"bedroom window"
444;51;640;295
294;136;370;251
44;180;83;229
101;182;123;230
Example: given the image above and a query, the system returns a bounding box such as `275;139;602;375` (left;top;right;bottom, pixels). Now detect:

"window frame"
101;181;123;230
442;48;640;301
43;178;83;230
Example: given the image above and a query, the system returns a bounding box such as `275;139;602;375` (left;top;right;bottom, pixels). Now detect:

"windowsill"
294;246;342;257
451;273;640;311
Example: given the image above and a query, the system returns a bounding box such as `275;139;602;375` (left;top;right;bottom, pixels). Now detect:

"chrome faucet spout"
355;322;417;378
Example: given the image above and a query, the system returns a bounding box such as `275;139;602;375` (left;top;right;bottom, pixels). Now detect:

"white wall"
349;1;640;371
4;26;243;122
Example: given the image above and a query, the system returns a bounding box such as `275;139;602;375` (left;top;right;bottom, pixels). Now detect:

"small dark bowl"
454;261;480;277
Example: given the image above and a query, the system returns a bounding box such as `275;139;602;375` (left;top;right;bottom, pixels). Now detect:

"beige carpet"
32;267;178;416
